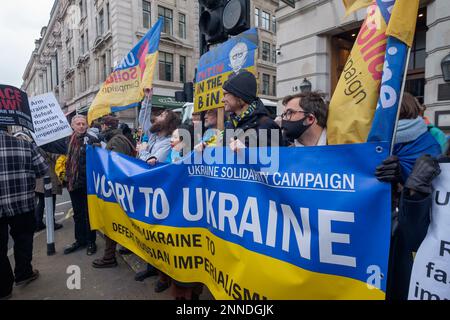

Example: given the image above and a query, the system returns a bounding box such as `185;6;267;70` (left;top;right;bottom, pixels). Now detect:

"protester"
166;123;204;300
392;92;442;182
138;89;180;165
92;116;136;268
280;91;328;146
0;126;49;300
222;70;283;150
376;153;442;300
64;115;99;256
418;103;448;153
119;122;137;148
134;90;180;286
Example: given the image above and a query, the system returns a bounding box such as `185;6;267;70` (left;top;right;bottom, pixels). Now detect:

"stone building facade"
22;0;280;127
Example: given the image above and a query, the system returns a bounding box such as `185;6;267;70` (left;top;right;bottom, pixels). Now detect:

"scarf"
67;132;84;191
395;117;428;145
230;101;257;127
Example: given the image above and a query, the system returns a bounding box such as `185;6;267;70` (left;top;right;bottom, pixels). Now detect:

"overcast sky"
0;0;55;88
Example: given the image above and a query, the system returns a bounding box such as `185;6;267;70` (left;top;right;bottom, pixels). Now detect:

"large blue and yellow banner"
328;0;418;145
194;28;258;113
88;19;162;123
87;144;391;299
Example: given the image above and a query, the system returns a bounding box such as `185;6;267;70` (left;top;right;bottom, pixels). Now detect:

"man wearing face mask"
281;92;328;147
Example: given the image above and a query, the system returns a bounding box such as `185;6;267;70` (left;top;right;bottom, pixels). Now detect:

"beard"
150;121;163;133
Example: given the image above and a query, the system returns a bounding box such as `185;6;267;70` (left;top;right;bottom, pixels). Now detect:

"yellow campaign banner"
194;28;258;113
386;0;419;47
86;144;392;300
87;19;162;123
342;0;373;16
327;3;388;145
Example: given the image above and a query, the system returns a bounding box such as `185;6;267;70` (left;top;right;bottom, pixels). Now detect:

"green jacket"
104;129;135;157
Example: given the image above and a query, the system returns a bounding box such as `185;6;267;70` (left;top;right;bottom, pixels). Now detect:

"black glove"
404;154;441;194
375;155;401;183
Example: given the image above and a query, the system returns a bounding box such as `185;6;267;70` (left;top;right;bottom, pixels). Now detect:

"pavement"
6;196;213;300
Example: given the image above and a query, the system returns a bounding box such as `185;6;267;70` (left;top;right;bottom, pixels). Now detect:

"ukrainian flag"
88;19;163;124
327;0;419;145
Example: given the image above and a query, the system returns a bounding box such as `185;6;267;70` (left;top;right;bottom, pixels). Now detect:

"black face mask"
281;117;313;142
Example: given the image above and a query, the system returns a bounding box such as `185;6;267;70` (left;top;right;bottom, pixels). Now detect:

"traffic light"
199;0;228;45
175;82;194;102
223;0;250;36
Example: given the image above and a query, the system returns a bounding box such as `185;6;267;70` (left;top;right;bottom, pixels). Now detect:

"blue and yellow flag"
88;19;162;123
367;0;419;144
328;0;419;145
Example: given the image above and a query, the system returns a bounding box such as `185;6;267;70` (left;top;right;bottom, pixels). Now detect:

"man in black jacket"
376;153;442;299
222;70;283;149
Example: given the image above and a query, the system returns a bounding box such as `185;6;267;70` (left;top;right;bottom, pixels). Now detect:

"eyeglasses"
281;110;307;121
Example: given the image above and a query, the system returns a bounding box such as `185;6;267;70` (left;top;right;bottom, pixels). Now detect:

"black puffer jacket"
224;98;284;147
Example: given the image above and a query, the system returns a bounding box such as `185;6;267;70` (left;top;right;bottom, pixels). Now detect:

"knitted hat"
223;70;257;104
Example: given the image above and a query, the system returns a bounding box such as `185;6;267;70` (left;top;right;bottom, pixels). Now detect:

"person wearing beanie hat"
222;70;283;149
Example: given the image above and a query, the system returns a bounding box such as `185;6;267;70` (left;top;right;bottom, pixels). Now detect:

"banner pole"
140;93;151;144
389;46;412;155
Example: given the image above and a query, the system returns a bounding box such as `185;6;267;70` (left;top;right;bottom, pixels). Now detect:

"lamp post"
441;52;450;82
300;78;312;93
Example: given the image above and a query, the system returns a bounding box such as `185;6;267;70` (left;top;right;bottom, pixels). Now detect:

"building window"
159;52;173;81
261;11;270;30
179;13;186;39
80;34;85;54
408;29;426;70
81;69;86;92
79;0;86;18
180;55;186;83
55;52;59;85
254;8;259;27
86;30;89;50
86;65;90;88
107;3;111;30
262;41;270;61
158;6;173;35
272;15;276;32
143;0;151;29
272;76;277;96
98;9;104;36
106;50;112;74
262;74;270;95
272;46;277;63
102;54;107;82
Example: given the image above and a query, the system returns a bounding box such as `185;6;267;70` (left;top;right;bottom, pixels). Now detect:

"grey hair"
71;114;87;125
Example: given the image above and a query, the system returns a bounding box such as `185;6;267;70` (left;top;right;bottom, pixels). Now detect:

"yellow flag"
386;0;419;47
327;4;387;145
342;0;373;15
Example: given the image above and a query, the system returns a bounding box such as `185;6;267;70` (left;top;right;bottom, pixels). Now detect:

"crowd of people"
1;70;449;300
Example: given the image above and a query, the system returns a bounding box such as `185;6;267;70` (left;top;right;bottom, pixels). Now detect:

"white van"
180;99;277;123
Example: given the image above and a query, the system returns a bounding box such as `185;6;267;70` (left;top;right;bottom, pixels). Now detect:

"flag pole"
389;46;412;155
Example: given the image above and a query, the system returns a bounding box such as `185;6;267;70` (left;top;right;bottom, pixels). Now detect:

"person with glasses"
281;92;328;147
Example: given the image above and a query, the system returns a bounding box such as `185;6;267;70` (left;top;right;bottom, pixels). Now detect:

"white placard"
29;92;73;146
408;162;450;300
